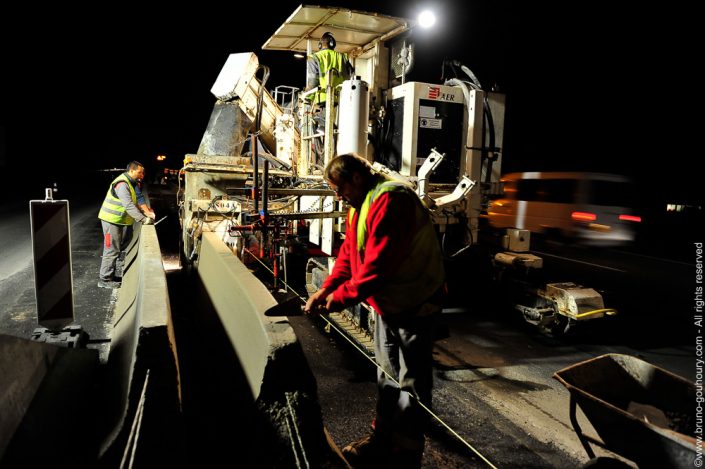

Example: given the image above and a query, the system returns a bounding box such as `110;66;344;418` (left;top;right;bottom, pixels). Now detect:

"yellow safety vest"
348;180;445;314
98;173;138;225
348;180;425;251
309;49;349;105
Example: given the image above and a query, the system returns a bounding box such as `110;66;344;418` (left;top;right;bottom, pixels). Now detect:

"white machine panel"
387;82;465;181
337;78;370;158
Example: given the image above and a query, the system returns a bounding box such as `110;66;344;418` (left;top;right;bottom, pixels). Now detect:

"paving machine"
177;5;616;350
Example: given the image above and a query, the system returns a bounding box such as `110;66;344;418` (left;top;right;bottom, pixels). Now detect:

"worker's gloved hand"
142;217;155;225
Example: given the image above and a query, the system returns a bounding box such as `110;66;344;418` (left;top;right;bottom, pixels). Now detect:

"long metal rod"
270;211;347;220
262;159;269;216
253;134;259;214
261;159;270;258
323;72;335;167
229;188;335;196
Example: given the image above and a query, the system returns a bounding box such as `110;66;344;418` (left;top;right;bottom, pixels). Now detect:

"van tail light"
571;211;597;222
619;214;641;222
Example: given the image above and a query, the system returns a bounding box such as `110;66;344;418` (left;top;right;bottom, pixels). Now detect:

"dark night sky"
0;1;699;208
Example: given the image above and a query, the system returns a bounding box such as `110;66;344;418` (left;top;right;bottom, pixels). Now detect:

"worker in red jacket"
305;153;445;468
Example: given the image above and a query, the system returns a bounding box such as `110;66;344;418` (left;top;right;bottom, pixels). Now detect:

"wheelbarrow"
554;353;696;468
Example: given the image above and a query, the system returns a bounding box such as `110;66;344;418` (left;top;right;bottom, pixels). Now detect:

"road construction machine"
177;5;616;348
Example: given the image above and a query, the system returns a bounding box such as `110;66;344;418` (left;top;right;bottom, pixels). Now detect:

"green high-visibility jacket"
308;49;351;105
98;173;138;225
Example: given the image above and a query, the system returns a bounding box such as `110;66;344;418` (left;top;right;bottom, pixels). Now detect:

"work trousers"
99;221;132;281
374;307;440;451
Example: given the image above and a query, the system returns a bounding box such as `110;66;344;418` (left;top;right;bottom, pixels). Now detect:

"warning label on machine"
419;117;442;129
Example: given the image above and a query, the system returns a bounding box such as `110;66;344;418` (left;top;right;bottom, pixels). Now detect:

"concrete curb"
98;223;181;462
198;232;328;466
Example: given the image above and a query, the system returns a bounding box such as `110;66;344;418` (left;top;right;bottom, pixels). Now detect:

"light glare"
418;10;436;29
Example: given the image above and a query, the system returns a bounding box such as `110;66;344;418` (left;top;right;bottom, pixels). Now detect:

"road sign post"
29;193;74;330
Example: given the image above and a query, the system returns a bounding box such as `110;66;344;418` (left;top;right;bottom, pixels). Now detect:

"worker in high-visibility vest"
97;161;154;288
305;153;445;468
306;32;353;106
305;32;353;166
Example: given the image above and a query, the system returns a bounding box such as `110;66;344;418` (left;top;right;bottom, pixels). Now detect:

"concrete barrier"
98;223;181;463
0;334;99;463
0;222;177;466
2;225;329;466
197;232;328;466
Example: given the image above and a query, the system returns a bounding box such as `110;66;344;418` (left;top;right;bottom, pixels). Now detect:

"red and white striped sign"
30;200;74;329
428;86;441;99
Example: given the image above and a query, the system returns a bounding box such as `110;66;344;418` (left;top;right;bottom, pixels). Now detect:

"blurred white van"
487;172;641;246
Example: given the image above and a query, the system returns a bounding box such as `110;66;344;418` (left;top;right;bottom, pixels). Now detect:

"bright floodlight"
418;10;436;29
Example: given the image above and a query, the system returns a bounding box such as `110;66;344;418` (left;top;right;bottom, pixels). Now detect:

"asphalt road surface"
0;195;696;467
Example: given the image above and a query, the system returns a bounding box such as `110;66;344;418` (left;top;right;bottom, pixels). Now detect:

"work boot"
98;279;121;289
342;433;385;468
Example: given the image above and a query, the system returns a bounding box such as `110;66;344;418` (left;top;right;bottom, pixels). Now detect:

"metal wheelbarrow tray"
554;353;696;468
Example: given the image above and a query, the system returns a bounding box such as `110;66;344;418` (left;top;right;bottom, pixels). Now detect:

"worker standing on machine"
305;153;445;468
304;32;353;167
